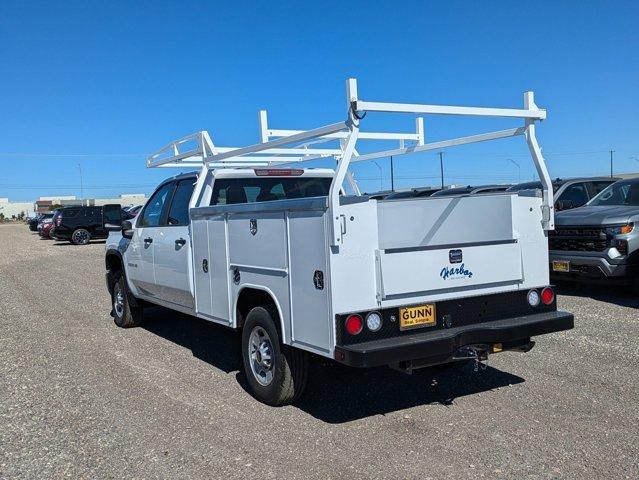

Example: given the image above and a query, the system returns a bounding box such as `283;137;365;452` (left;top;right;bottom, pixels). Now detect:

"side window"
592;181;613;196
86;207;101;217
558;183;589;207
140;182;175;227
167;179;196;226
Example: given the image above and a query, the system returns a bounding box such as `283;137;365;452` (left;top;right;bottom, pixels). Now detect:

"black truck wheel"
111;271;143;328
241;305;308;406
71;228;91;245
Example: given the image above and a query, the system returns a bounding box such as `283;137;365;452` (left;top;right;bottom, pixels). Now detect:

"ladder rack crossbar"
351;127;526;164
354;100;546;120
265;129;421;141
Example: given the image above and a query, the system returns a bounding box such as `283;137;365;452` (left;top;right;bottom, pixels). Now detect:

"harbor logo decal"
440;263;473;280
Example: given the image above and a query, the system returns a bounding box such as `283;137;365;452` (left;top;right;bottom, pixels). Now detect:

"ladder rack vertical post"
259;110;269;143
524;91;554;230
330;78;361;247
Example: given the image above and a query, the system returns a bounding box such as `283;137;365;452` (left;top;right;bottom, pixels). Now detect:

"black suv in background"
52;205;131;245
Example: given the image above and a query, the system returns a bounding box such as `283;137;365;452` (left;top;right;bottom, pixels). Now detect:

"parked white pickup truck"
105;79;573;405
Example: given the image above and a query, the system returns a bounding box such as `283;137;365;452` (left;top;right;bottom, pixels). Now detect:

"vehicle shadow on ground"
557;283;639;308
52;240;107;246
288;363;523;423
143;305;524;423
142;305;242;374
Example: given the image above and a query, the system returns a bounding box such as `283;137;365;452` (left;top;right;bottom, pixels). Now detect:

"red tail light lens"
345;314;363;335
541;287;555;305
55;216;62;226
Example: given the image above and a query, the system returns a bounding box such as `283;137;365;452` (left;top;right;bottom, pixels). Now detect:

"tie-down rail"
147;78;553;247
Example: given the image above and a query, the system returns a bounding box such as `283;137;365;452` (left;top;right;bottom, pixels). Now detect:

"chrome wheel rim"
248;326;274;386
74;230;89;244
113;283;125;318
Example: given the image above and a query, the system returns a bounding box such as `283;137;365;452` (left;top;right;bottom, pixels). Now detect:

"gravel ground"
0;223;637;479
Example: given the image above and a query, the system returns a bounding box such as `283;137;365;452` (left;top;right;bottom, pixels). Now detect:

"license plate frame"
399;304;436;330
552;260;570;272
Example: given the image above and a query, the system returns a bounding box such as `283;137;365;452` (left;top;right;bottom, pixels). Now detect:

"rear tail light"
365;312;383;332
55;216;62;226
541;287;555;305
527;289;540;307
345;314;363;335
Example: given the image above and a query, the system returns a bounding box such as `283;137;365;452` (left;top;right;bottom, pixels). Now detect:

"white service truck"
105;79;573;405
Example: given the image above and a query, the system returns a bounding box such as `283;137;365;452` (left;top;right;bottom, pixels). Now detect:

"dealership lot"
0;223;637;479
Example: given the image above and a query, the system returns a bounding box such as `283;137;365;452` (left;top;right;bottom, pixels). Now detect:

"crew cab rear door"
153;178;196;308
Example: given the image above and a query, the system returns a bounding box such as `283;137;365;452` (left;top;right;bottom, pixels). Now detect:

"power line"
0;152;147;157
0;184;158;189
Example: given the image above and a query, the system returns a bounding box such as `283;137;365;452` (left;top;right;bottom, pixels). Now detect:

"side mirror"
121;220;134;239
104;223;122;231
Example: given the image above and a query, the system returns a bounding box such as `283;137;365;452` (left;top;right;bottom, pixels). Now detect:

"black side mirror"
121;220;134;239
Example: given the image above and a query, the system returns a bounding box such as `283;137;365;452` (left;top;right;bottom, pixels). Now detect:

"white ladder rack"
147;78;554;245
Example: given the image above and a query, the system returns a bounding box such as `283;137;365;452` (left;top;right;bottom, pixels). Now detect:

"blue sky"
0;0;637;200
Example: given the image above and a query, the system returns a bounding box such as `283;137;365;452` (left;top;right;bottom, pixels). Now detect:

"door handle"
175;238;186;246
144;237;153;244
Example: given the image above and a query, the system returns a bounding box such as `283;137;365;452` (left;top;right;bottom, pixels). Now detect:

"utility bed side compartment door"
227;212;287;270
288;210;330;353
227;211;291;342
208;216;231;322
192;218;212;316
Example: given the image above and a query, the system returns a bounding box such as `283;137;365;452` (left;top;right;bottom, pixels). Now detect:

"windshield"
588;180;639;206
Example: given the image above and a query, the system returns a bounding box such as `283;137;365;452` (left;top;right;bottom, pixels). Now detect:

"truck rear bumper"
333;311;574;368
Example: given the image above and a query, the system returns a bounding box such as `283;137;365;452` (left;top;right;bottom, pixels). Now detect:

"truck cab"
105;78;573;405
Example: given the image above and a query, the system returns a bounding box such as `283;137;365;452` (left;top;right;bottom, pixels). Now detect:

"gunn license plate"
399;304;436;330
552;260;570;272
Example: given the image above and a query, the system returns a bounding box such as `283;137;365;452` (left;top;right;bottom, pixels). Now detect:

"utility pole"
373;161;383;191
78;163;84;203
390;156;395;191
609;150;615;178
439;152;444;188
508;158;521;183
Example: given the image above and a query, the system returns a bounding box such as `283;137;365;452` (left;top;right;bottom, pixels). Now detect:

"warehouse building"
0;198;34;219
33;194;147;213
0;194;148;217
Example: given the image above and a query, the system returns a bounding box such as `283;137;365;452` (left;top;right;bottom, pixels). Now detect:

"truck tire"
111;271;143;328
241;305;308;406
71;228;91;245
